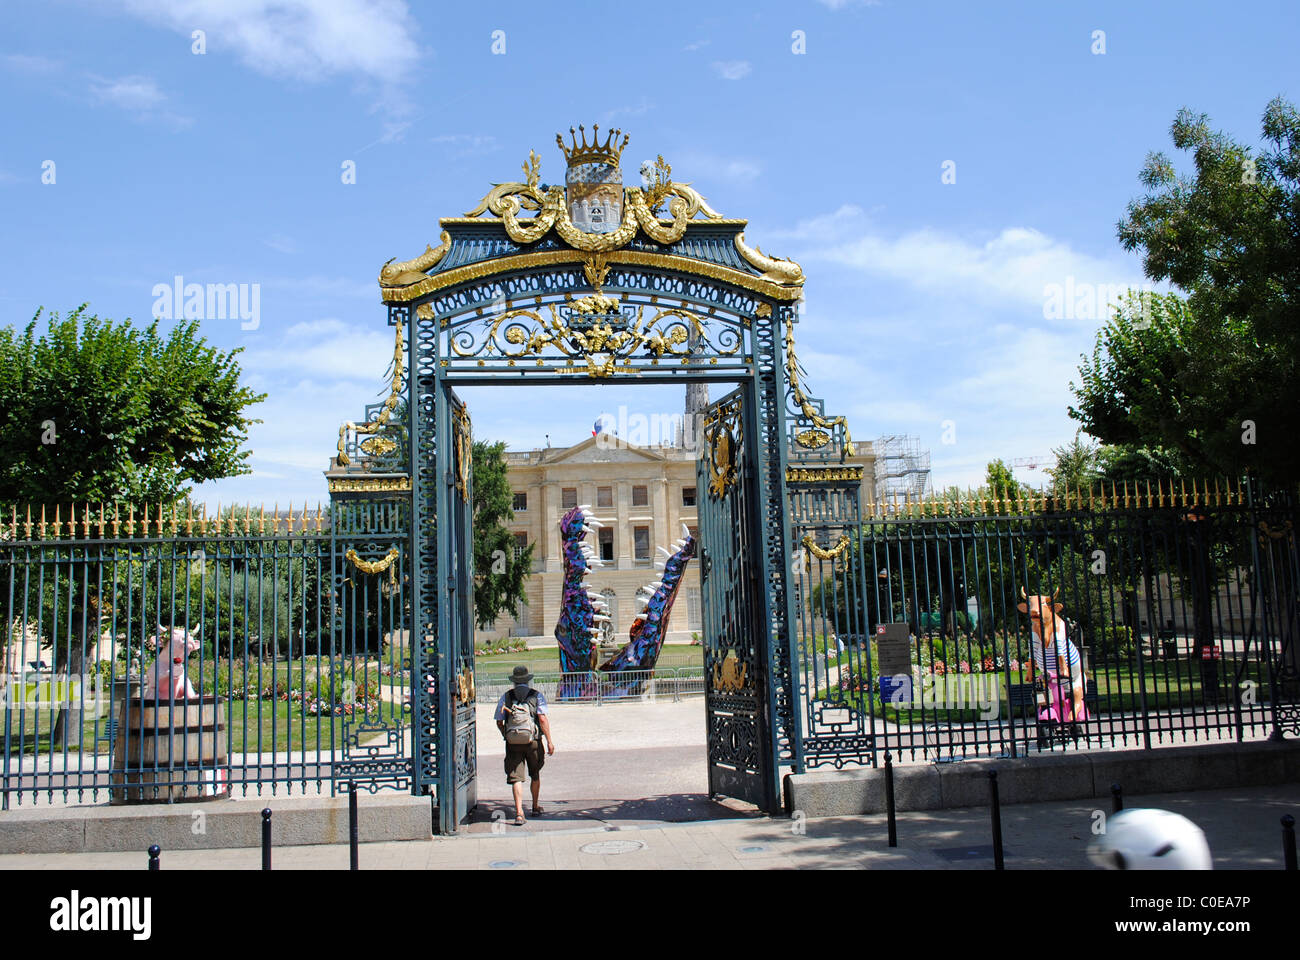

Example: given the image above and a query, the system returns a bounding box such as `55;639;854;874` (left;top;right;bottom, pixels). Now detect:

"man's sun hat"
510;665;534;684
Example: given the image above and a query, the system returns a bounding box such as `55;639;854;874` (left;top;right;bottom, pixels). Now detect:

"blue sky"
1;0;1296;507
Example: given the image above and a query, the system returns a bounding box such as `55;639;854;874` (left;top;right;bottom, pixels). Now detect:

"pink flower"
959;660;971;674
932;661;946;675
1009;658;1021;671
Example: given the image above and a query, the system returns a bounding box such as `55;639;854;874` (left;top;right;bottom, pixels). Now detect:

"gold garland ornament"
784;325;853;457
345;547;400;574
801;534;851;562
337;320;405;467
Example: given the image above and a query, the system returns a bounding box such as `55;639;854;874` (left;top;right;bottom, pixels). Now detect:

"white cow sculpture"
142;624;201;701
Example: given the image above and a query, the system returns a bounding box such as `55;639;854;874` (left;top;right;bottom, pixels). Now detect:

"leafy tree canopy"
471;439;534;629
1070;99;1300;487
0;306;265;503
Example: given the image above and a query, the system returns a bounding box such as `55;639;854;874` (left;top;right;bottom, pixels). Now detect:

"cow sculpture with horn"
1016;586;1087;723
142;624;202;701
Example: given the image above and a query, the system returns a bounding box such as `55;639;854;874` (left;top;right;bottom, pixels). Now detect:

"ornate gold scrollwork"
796;429;831;449
453;405;472;498
703;400;742;499
455;665;476;704
713;649;748;694
360;436;397;457
463;147;726;256
449;301;739;379
337;320;405;467
328;477;411;494
786;466;864;484
784;325;854;457
801;534;851;562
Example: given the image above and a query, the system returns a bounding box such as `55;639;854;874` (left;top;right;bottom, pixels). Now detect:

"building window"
632;485;648;507
598;526;614;561
597;486;613;508
512;491;527;511
512;532;529;561
634;525;650;560
682;486;697;507
688;525;698;541
687;588;702;630
562;487;577;509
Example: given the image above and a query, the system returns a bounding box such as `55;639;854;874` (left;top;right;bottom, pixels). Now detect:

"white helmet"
1087;808;1212;870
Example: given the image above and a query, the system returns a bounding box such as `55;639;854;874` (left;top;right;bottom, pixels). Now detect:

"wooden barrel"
110;697;229;804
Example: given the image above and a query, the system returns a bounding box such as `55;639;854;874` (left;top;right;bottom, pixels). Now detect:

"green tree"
1071;99;1300;487
1045;432;1103;498
471;440;534;629
0;306;266;503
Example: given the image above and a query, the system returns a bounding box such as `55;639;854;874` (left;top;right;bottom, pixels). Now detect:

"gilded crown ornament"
556;124;629;168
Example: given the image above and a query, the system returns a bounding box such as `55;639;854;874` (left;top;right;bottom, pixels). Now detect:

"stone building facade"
477;432;878;645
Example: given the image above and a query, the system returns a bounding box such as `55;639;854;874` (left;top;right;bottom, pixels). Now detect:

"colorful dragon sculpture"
554;505;611;698
599;524;696;695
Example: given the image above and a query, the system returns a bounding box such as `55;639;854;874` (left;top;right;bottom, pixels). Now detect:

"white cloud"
674;151;761;188
117;0;421;85
817;0;882;8
711;60;751;81
262;234;297;254
785;205;1148;321
240;317;394;380
430;133;500;157
3;54;62;74
89;74;166;111
684;39;710;52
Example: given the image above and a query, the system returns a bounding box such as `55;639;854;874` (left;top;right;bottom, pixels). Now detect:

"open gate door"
435;386;477;832
697;386;774;809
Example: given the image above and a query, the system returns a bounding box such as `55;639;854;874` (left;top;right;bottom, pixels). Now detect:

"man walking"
494;665;555;826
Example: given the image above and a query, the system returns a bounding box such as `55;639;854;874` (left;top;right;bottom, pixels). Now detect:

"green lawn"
5;698;391;756
816;656;1274;725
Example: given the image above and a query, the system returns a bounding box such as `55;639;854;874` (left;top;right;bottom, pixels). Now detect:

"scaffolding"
873;434;931;502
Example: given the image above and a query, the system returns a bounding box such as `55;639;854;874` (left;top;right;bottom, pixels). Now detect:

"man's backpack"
504;689;539;746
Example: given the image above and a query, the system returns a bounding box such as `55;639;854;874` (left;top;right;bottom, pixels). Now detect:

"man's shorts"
505;740;545;784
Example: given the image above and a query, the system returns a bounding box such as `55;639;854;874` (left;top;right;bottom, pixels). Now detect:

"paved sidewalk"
2;785;1293;870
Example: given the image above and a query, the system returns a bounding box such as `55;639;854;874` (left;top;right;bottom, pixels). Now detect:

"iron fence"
792;479;1300;768
0;504;410;807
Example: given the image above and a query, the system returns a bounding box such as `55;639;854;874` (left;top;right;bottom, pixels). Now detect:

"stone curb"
785;740;1300;819
0;793;433;854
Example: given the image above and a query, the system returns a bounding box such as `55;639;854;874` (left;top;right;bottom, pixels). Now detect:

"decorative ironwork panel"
329;498;413;792
434;385;477;832
697;386;773;808
788;471;876;768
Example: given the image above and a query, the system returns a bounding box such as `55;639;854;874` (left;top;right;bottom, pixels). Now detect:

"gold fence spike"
185;501;193;536
259;504;267;536
39;504;47;540
8;505;16;541
97;503;106;538
1178;477;1186;509
315;501;324;533
170;501;179;536
53;503;61;539
24;505;32;540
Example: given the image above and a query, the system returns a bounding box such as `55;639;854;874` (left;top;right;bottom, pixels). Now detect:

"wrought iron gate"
697;386;774;808
435;386;477;831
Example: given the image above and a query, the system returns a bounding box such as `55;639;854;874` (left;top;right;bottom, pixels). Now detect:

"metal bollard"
884;752;897;848
148;844;160;871
989;771;1004;871
349;781;359;871
1283;814;1297;871
1111;782;1123;813
261;808;272;871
